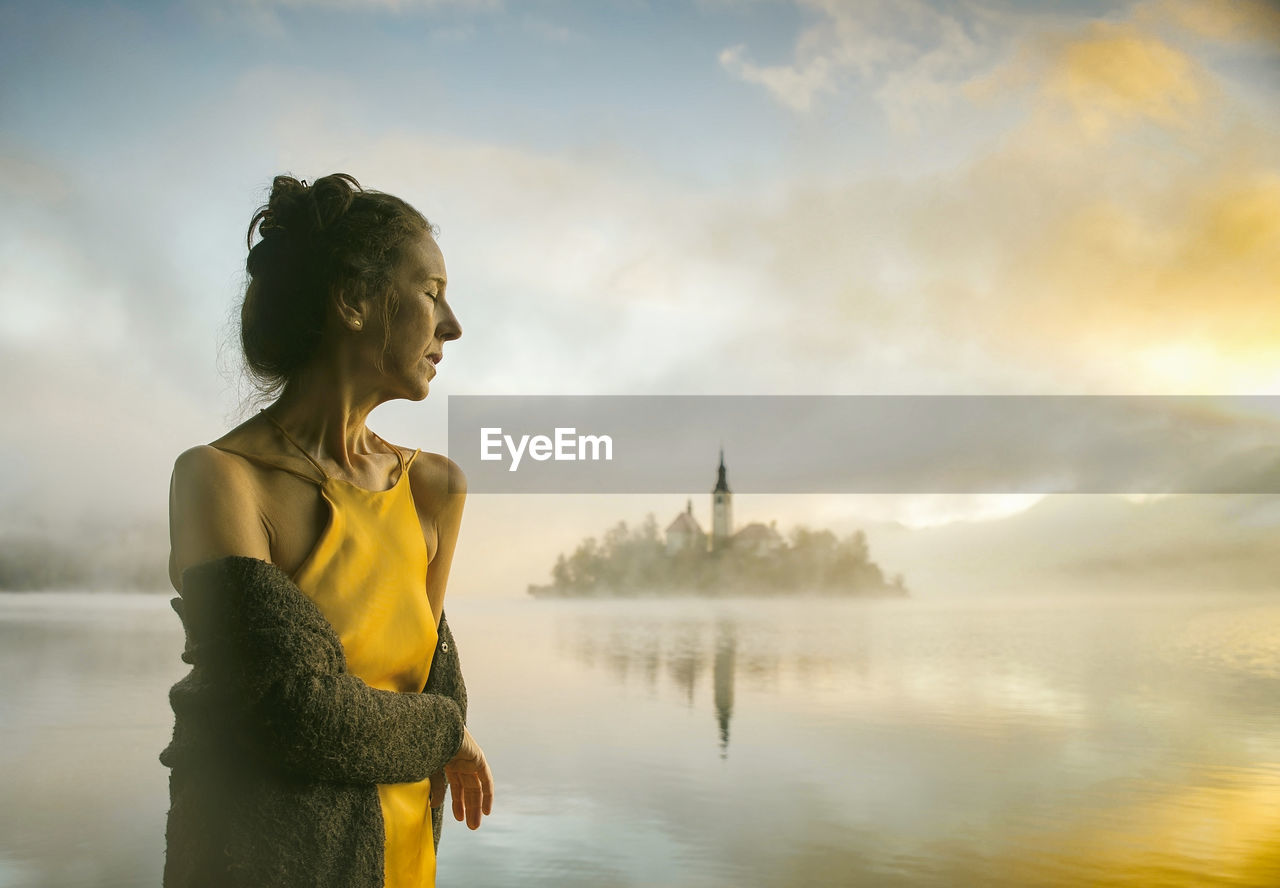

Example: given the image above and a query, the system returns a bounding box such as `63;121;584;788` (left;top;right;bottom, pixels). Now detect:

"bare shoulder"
169;444;271;589
402;450;467;520
171;445;261;514
404;452;467;595
408;451;467;495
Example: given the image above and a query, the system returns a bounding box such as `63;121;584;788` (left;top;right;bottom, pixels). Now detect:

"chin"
413;375;434;401
390;362;434;401
386;375;431;402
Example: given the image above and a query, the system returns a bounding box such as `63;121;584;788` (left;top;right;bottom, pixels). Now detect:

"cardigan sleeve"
423;610;467;722
172;555;466;786
424;610;468;851
252;670;465;785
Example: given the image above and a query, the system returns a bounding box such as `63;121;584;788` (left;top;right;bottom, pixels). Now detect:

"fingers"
461;777;479;829
446;752;494;829
479;754;494;817
455;770;483;829
451;775;465;823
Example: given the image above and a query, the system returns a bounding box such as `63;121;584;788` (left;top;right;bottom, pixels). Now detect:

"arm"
417;455;469;732
176;555;467;785
167;448;465;785
427;611;468;854
416;462;493;832
254;660;466;785
416;453;468;629
427;609;468;851
414;457;473;843
169;445;272;587
424;611;467;720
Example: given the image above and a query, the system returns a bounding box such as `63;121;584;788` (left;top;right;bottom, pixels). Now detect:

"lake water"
2;590;1279;887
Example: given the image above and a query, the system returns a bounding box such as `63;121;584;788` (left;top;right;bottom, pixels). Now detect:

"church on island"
664;449;784;557
527;448;907;598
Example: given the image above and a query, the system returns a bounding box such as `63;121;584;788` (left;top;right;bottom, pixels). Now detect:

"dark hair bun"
249;173;360;252
239;173;433;397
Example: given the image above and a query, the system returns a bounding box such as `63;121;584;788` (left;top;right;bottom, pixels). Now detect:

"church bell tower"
710;447;733;551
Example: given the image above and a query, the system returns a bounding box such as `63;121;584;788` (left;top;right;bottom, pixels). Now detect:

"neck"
267;358;388;473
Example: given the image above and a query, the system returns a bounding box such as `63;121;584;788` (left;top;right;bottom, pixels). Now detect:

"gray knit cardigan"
159;555;469;888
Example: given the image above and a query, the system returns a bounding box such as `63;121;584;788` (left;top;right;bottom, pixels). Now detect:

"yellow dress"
214;411;439;888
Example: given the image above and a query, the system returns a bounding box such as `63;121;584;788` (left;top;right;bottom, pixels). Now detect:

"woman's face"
375;230;462;401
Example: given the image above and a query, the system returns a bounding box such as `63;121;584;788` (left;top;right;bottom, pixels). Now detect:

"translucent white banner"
446;396;1280;493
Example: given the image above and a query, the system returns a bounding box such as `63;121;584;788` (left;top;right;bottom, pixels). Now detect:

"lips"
427;352;443;366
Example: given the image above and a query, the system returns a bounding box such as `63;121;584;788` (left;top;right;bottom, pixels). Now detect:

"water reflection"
542;594;1280;886
557;614;748;756
0;593;186;888
713;623;733;758
555;602;879;759
5;591;1280;887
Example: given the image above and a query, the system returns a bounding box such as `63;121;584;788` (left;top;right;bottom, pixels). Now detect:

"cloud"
231;0;499;10
1043;21;1204;136
0;151;71;203
950;29;1280;393
5;0;1278;565
719;0;1279;131
1135;0;1280;45
709;5;1280;395
718;42;835;112
521;14;583;44
198;0;499;33
995;166;1280;359
718;0;1008;125
0;69;797;530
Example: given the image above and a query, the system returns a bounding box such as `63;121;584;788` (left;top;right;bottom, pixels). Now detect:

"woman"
160;173;493;888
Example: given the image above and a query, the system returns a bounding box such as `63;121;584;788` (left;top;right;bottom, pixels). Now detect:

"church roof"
666;511;704;535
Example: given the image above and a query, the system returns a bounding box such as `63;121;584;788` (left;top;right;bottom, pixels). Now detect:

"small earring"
352;319;363;330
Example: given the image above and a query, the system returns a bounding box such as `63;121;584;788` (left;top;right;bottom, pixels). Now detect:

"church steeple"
714;446;730;494
710;446;733;550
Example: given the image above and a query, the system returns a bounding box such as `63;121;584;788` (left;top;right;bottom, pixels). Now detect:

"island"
528;450;908;598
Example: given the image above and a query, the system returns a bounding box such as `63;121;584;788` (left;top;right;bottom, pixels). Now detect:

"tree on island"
531;451;908;598
528;513;907;598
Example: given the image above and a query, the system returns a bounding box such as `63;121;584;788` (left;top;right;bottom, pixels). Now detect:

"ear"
330;285;368;332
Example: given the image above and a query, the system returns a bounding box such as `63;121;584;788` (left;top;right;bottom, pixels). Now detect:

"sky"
1;0;1278;596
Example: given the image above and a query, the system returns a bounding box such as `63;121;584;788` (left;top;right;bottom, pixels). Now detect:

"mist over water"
2;589;1278;887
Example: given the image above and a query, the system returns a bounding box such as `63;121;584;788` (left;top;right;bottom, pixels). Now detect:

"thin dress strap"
368;429;421;484
260;409;330;480
262;410;418;487
207;445;325;486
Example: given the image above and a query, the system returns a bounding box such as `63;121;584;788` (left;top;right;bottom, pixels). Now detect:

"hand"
429;770;447;809
443;727;493;829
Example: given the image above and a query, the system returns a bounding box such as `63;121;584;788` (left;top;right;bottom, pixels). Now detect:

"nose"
437;300;462;342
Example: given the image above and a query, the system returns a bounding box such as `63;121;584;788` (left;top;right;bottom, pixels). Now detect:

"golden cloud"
1136;0;1280;44
1044;22;1204;137
910;12;1280;393
982;156;1280;392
